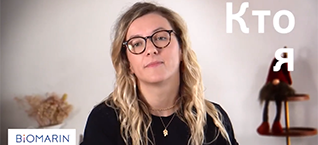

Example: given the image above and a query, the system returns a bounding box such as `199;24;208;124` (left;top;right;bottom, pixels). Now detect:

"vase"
27;123;65;129
40;123;65;129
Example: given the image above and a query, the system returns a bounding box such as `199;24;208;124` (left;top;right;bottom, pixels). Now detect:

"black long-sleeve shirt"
80;102;239;145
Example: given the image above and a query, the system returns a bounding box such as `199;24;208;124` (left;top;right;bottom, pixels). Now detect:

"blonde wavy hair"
106;2;231;145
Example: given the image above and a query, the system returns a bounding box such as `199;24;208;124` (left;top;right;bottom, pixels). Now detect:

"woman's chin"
142;76;167;84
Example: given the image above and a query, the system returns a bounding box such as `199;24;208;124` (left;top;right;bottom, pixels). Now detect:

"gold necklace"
159;113;176;137
150;104;176;111
150;97;181;112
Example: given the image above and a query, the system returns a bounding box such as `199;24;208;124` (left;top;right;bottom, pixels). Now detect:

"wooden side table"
258;94;317;145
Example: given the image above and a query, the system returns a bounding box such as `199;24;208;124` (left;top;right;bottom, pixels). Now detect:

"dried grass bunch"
15;92;73;127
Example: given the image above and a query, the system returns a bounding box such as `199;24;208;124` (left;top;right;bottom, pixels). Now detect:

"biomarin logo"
16;134;70;143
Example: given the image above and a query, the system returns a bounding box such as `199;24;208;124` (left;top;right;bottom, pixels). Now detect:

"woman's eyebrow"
152;27;165;33
127;27;167;39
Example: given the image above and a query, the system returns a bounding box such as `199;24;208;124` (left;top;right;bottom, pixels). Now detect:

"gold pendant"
163;129;168;137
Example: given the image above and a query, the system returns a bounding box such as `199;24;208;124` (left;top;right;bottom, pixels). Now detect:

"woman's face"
125;13;182;84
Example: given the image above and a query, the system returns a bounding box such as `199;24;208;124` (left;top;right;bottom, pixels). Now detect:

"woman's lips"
145;61;163;68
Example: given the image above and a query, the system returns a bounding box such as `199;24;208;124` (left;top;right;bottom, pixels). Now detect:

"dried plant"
15;92;73;127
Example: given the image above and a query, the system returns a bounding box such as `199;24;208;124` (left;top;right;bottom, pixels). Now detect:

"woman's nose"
145;39;158;55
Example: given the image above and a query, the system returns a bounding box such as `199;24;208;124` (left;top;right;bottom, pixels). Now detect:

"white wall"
1;0;317;145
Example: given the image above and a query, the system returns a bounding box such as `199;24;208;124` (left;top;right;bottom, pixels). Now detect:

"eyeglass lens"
127;30;171;54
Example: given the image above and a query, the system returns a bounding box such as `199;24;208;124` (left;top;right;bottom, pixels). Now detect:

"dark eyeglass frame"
122;30;174;55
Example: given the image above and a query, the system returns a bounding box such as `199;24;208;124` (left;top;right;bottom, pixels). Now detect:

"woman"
81;2;239;145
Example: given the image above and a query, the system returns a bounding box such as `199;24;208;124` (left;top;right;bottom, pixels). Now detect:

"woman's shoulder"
205;101;233;133
91;100;118;116
206;101;239;145
210;101;232;123
86;101;120;126
81;101;123;144
207;101;227;116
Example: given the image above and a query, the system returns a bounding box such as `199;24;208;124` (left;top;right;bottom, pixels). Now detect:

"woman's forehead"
126;13;172;39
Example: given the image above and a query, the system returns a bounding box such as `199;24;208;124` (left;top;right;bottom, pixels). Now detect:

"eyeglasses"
123;30;174;55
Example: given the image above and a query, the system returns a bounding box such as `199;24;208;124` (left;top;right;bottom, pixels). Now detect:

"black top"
80;102;239;145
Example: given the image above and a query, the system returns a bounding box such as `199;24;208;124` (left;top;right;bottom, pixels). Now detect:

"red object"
257;122;270;134
272;121;283;134
265;58;292;85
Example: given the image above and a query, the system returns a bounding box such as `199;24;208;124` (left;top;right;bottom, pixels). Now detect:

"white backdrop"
1;0;317;145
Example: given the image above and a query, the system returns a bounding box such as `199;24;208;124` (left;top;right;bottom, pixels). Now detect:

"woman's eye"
154;36;167;41
159;37;167;40
129;40;143;48
133;42;141;47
